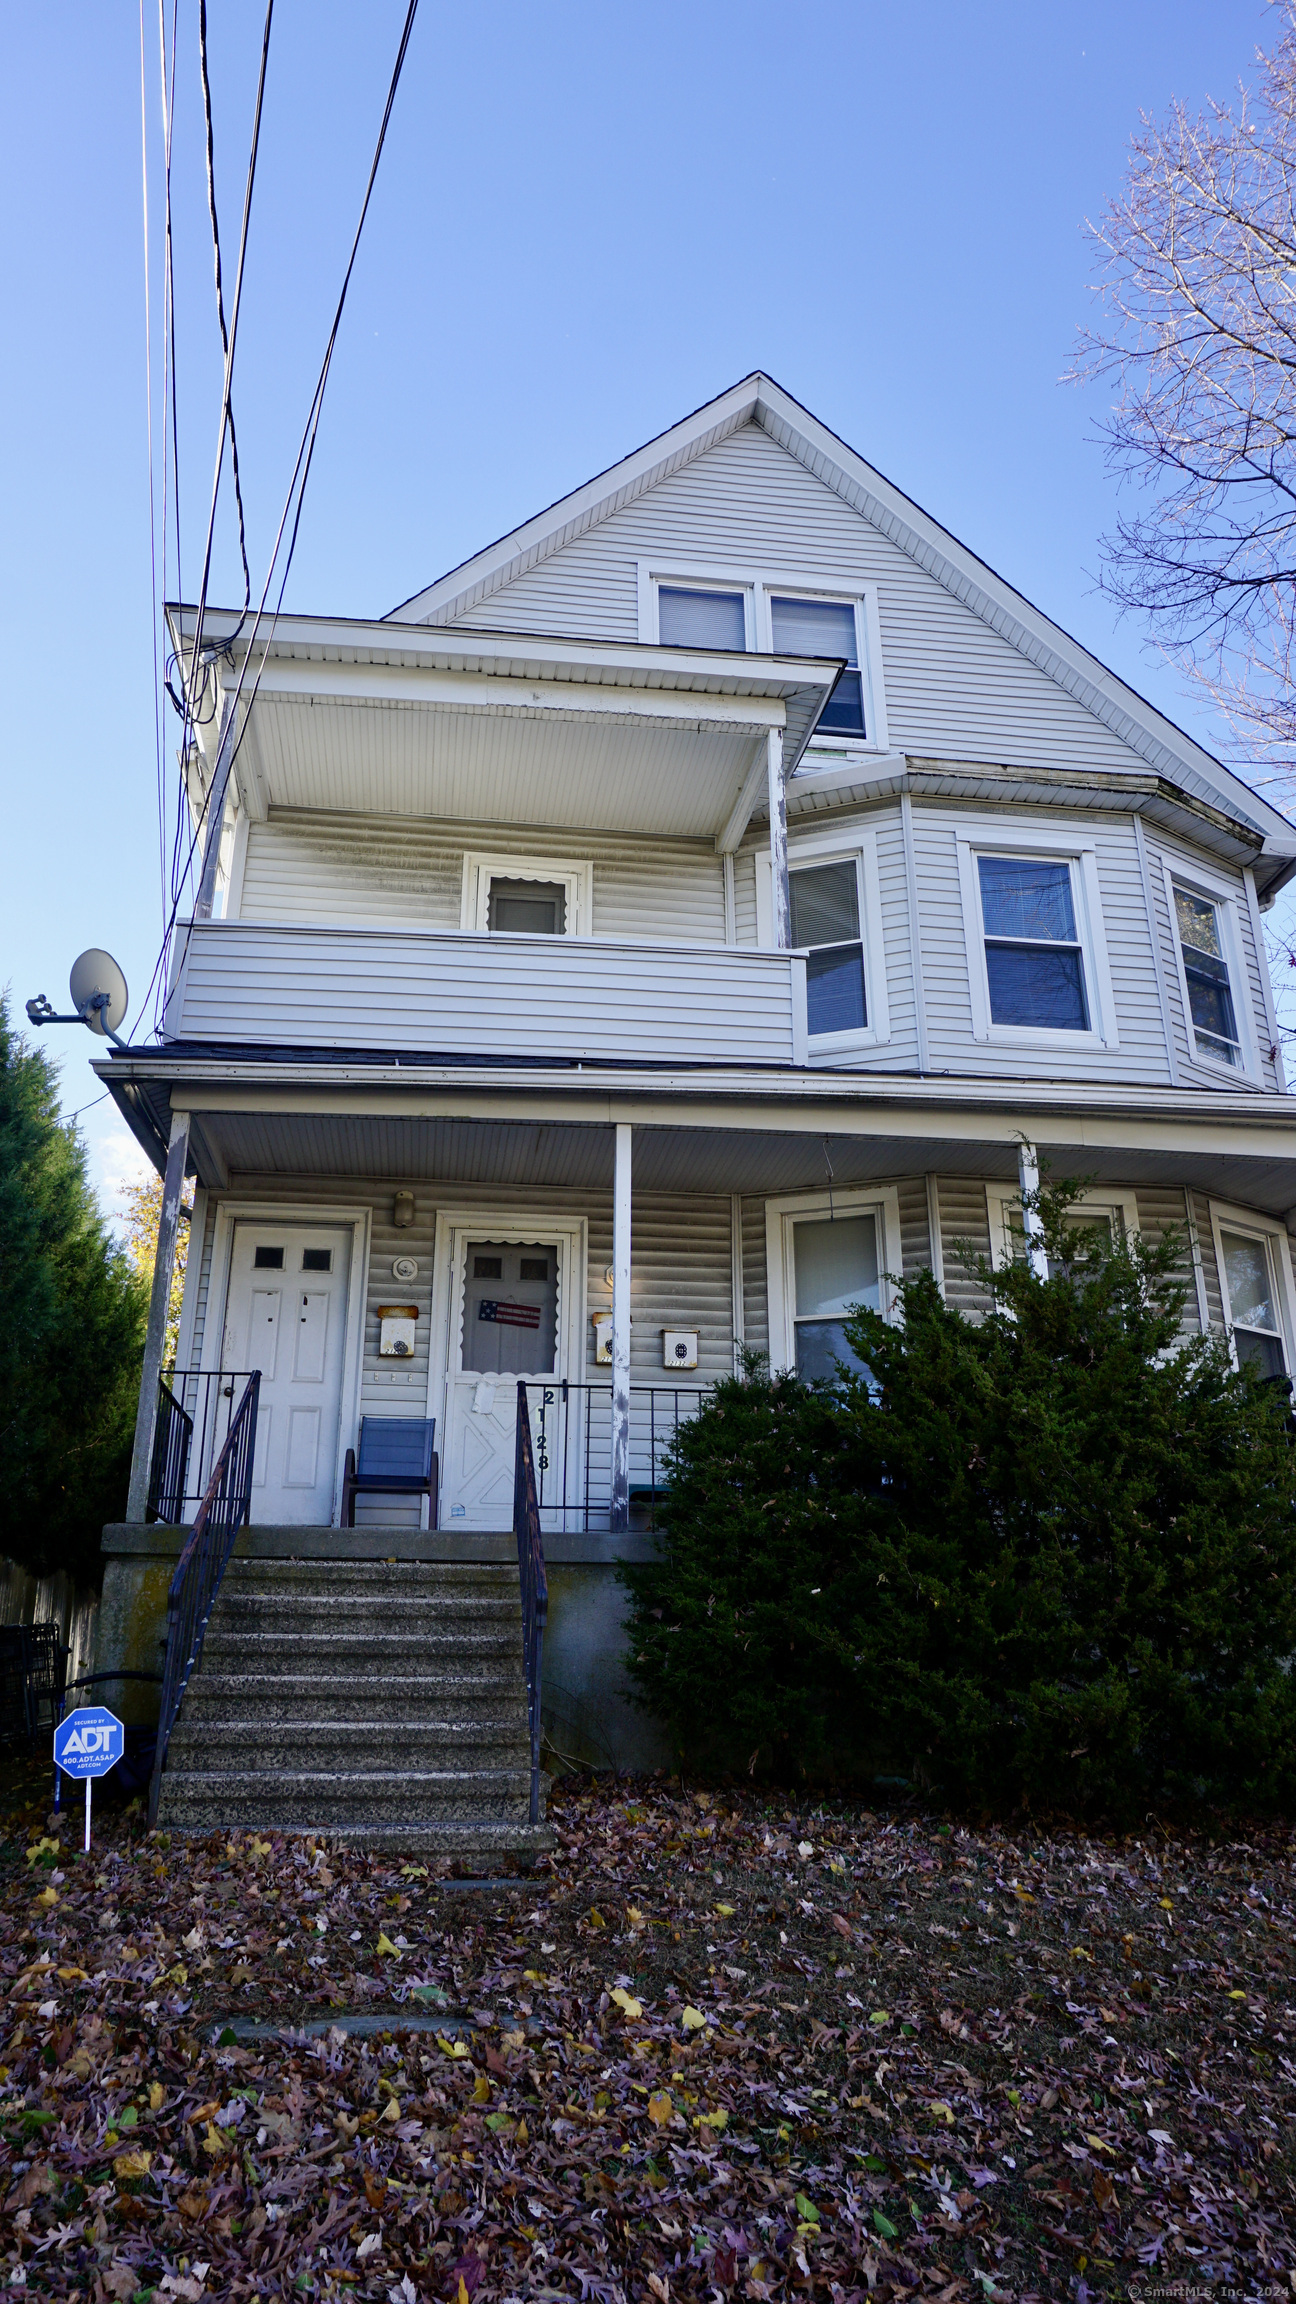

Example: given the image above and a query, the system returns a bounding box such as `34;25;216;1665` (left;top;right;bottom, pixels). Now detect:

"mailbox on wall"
378;1304;418;1358
662;1330;698;1369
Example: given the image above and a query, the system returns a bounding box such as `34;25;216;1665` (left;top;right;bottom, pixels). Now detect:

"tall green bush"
621;1183;1296;1818
0;998;147;1585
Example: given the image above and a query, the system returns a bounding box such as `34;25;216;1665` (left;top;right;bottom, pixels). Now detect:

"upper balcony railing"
165;920;809;1068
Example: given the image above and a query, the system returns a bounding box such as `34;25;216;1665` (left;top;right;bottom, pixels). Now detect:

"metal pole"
1017;1140;1049;1282
84;1777;91;1856
126;1109;192;1521
766;729;791;950
610;1122;632;1531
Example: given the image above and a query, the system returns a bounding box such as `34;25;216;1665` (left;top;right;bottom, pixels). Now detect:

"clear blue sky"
0;0;1280;1211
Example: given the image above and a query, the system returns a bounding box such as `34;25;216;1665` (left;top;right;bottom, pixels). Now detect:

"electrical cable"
196;0;271;639
139;0;166;918
141;0;421;1042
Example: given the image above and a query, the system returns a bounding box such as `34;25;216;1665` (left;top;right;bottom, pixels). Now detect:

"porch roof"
165;605;837;844
96;1050;1296;1217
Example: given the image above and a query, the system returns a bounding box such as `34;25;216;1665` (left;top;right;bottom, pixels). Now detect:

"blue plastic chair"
341;1417;438;1528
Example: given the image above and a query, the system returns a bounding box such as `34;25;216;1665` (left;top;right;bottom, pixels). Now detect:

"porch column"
194;694;238;921
1017;1139;1049;1283
610;1121;632;1532
125;1110;191;1522
766;728;791;949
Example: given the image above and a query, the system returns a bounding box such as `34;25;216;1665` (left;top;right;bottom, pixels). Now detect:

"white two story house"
98;373;1296;1784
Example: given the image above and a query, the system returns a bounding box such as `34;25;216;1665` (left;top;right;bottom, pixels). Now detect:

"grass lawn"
0;1758;1292;2300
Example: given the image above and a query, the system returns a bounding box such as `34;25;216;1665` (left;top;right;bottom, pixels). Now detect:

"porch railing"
523;1379;712;1532
513;1383;548;1825
147;1371;260;1829
147;1370;259;1523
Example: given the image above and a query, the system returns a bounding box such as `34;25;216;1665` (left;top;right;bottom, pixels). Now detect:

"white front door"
221;1223;352;1524
439;1232;571;1528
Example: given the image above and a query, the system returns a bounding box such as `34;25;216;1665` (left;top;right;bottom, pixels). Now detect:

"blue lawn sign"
53;1707;124;1853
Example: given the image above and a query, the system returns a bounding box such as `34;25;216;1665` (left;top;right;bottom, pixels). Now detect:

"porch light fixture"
393;1190;416;1228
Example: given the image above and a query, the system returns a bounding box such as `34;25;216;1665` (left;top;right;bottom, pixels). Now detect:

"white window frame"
636;560;889;752
756;823;891;1058
985;1184;1141;1274
1160;857;1259;1083
460;852;593;939
954;821;1119;1050
765;1185;903;1375
1207;1200;1296;1374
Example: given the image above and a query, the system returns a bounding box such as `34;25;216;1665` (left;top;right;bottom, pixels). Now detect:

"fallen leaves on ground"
0;1760;1292;2298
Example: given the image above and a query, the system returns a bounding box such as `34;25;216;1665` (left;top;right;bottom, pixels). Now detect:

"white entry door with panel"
433;1222;585;1528
221;1224;352;1523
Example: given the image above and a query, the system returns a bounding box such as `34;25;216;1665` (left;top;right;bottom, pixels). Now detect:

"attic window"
488;878;566;934
657;586;747;650
771;596;865;736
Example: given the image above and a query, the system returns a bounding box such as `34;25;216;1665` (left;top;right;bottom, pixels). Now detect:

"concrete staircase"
155;1555;552;1861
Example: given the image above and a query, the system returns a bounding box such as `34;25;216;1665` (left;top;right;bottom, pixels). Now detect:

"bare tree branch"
1073;6;1296;783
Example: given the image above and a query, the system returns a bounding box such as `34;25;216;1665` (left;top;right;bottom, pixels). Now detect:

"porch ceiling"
137;1103;1296;1217
170;606;837;842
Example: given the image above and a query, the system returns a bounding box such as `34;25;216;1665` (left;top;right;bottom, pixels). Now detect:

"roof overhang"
96;1048;1296;1218
166;605;837;844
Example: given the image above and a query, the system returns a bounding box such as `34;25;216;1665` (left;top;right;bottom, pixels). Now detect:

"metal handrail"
513;1382;549;1825
147;1371;260;1829
148;1378;193;1523
523;1377;712;1532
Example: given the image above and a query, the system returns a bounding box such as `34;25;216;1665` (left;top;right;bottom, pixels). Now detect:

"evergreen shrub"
621;1182;1296;1818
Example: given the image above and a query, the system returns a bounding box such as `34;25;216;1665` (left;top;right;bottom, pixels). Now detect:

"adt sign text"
54;1707;124;1780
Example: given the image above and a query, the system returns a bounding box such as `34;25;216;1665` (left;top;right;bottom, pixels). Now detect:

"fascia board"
92;1051;1296;1133
165;601;837;708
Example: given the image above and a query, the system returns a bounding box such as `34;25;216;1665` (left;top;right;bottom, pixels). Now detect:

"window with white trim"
1172;882;1244;1070
769;595;866;736
956;829;1116;1048
656;585;747;650
790;859;867;1035
639;563;886;749
765;1186;902;1379
1217;1224;1288;1379
978;855;1089;1030
461;853;592;938
985;1186;1140;1278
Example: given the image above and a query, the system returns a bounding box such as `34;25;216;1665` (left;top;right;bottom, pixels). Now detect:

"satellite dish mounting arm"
26;990;129;1050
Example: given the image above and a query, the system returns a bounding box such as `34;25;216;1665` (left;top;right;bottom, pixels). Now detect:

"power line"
196;0;271;637
143;0;421;1041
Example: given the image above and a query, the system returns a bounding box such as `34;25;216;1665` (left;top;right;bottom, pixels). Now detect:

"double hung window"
790;859;866;1036
791;1213;879;1380
1218;1226;1288;1379
986;1188;1140;1281
656;586;747;650
770;596;866;736
978;855;1089;1031
1172;883;1243;1069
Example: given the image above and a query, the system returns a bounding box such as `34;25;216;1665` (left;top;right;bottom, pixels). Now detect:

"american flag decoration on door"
478;1300;543;1329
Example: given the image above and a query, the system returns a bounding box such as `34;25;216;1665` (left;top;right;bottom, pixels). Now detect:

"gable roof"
387;372;1296;879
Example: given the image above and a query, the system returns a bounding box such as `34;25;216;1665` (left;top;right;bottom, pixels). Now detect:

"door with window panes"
441;1236;566;1525
221;1224;351;1523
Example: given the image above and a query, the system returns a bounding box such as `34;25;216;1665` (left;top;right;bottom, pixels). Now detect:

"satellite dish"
69;949;129;1038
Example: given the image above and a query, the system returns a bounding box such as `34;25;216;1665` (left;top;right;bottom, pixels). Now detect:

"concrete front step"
168;1719;531;1770
161;1767;536;1827
200;1629;522;1668
161;1818;555;1861
214;1594;521;1631
182;1673;519;1722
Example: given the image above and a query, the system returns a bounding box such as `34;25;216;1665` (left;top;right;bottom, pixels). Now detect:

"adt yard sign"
54;1707;124;1852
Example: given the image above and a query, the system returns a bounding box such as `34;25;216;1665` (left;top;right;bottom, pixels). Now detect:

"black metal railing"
513;1383;548;1825
523;1379;712;1532
147;1371;260;1829
147;1370;259;1523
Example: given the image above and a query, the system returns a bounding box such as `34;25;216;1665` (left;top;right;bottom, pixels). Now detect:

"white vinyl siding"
435;423;1160;781
933;1177;997;1318
170;921;802;1067
237;808;728;945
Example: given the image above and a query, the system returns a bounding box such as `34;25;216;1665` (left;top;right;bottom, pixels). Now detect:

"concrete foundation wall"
96;1525;670;1770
